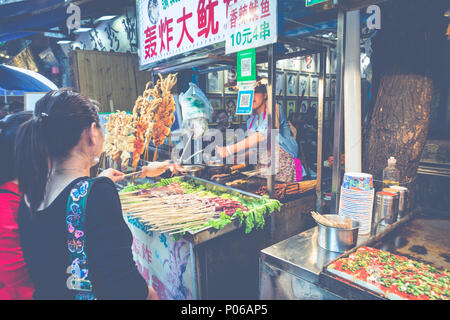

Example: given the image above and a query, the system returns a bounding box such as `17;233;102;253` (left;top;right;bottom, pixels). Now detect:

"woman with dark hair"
0;111;34;300
15;89;158;300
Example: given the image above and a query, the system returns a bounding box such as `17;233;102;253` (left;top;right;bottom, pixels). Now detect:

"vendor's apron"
249;105;297;183
257;145;296;183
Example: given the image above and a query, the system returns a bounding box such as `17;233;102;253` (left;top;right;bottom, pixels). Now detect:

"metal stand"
267;44;277;197
331;7;346;214
316;48;327;212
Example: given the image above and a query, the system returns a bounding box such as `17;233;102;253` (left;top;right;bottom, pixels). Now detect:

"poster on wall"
330;48;337;74
300;100;309;113
286;100;296;118
138;0;228;69
224;69;238;93
330;77;337;98
301;54;316;73
275;72;284;96
284;57;300;70
309;76;318;97
310;100;318;118
299;74;309;97
286;73;297;96
225;97;237;121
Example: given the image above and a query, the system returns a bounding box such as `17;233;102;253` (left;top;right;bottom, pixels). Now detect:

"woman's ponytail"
14;89;100;214
15;115;50;214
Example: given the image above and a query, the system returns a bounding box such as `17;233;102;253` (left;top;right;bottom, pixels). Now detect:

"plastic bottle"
383;157;400;188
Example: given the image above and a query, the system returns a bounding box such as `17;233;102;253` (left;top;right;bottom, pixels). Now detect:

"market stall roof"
0;0;67;42
0;0;135;43
0;88;25;96
0;64;58;91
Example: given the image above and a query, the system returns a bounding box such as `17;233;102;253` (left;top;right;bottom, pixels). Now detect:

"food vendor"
216;81;300;183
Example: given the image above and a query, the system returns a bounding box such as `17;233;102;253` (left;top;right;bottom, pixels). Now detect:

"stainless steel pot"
317;215;360;253
389;186;409;219
182;165;205;177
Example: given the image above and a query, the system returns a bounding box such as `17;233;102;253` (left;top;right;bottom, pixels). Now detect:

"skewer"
124;206;212;214
137;210;216;219
126;209;213;218
118;190;142;196
125;209;214;218
148;220;211;233
140;214;214;227
123;170;143;178
170;224;208;235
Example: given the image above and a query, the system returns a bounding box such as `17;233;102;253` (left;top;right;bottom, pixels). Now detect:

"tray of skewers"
118;176;282;237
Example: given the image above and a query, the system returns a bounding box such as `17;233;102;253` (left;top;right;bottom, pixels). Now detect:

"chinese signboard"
137;0;230;69
225;0;277;54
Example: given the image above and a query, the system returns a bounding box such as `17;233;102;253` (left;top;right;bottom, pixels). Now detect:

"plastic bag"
179;82;213;121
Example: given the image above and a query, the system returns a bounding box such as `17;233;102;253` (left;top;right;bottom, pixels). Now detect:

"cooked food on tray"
119;177;281;235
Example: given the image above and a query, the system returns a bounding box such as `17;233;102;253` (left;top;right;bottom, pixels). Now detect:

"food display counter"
260;209;450;300
119;175;316;300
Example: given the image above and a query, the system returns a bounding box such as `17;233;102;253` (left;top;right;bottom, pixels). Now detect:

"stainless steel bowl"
182;165;205;177
317;215;360;253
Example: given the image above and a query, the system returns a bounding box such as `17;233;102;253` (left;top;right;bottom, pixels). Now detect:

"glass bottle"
382;157;400;188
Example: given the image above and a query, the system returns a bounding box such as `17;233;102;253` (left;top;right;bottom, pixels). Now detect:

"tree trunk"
363;0;448;206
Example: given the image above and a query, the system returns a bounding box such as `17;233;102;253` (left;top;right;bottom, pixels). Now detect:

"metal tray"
118;175;263;245
319;210;449;300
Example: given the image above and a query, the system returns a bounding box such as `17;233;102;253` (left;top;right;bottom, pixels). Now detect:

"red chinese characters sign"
138;0;228;68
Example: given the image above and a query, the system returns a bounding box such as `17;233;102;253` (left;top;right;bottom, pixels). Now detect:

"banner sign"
126;217;195;300
225;0;277;54
137;0;230;69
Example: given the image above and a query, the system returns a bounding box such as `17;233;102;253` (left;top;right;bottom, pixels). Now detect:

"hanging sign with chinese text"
137;0;231;69
225;0;277;54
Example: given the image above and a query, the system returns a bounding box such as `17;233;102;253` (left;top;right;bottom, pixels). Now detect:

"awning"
0;64;58;91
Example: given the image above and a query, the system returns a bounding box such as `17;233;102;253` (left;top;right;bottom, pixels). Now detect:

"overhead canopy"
0;64;58;91
0;0;67;42
0;0;134;43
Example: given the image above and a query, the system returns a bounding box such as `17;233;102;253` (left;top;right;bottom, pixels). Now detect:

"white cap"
388;157;396;165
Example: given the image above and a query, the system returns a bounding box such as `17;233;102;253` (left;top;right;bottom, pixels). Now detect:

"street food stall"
96;0;343;299
258;0;450;301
